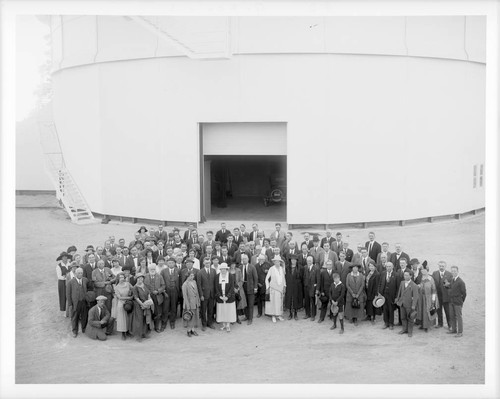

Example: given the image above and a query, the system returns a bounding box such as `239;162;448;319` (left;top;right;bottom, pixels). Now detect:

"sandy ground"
15;203;484;384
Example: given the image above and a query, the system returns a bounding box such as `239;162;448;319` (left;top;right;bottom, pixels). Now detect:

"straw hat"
372;294;386;308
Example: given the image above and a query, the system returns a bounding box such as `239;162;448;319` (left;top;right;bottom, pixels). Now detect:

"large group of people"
57;222;467;341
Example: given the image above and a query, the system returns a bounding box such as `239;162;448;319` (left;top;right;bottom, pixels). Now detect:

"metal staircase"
38;121;96;224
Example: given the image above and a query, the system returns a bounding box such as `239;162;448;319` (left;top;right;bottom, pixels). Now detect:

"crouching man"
86;295;113;340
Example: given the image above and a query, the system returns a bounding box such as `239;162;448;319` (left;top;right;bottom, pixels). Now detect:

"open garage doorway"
200;122;287;222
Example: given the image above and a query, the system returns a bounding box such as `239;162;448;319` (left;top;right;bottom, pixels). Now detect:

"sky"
16;15;50;122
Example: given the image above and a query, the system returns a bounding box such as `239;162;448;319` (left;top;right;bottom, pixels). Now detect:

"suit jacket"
233;250;252;266
183;229;195;242
339;261;352;285
309;246;324;266
240;263;259;294
319;250;339;267
390;252;411;272
318;269;335;295
255;261;271;290
378;270;402;302
432;270;453;303
266;248;280;262
365;241;382;263
332;241;343;254
144;273;166;299
86;304;110;339
447;276;467;306
365;271;380;301
215;229;230;244
301;240;314;250
329;282;346;305
376;251;392;266
226;243;238;257
160;267;181;293
270;230;286;248
82;263;98;290
196;267;216;299
298;252;310;267
282;247;300;264
320;236;335;248
66;277;88;308
232;235;244;247
202;240;216;254
124;256;139;272
395;280;419;309
215;273;236;303
343;248;354;263
216;254;233;266
358;256;375;275
249;230;264;243
154;231;168;243
303;264;320;297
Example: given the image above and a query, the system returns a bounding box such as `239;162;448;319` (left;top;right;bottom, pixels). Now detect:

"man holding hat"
317;260;335;323
66;267;89;338
160;258;180;330
378;262;401;330
86;295;112;340
309;236;324;266
395;270;419;337
144;263;166;333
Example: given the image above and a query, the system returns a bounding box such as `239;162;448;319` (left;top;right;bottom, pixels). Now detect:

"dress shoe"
399;330;408;334
170;323;175;330
294;314;298;321
191;330;199;336
236;319;241;324
418;326;424;330
424;328;428;333
288;314;293;320
396;322;402;326
303;315;310;319
389;326;394;330
383;325;389;329
187;331;192;337
318;319;324;323
272;316;277;323
455;333;463;338
155;328;160;333
247;320;253;325
201;326;206;331
277;316;284;321
72;332;78;338
330;325;336;330
126;332;133;337
241;316;248;322
82;329;86;333
256;314;262;318
447;330;457;334
408;332;413;337
363;316;371;321
160;327;165;332
353;320;358;326
435;324;443;329
310;317;315;322
208;324;215;330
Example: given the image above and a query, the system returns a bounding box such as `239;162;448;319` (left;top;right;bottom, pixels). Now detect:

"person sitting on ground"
86;295;112;341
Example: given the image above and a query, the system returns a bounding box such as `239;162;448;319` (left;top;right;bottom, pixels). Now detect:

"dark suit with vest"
390;252;411;272
241;263;258;321
144;273;166;329
365;241;382;264
378;270;402;327
303;264;320;318
197;266;216;328
432;270;453;328
447;276;466;334
66;276;89;335
318;269;335;321
160;267;180;328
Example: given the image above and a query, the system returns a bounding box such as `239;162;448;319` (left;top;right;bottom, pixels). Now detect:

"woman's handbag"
182;309;193;321
351;297;360;309
265;288;270;301
124;299;134;313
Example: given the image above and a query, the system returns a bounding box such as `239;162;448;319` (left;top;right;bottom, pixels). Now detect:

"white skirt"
216;302;237;323
265;289;283;316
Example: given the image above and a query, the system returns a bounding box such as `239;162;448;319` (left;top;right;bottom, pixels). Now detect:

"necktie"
369;242;373;252
387;273;391;282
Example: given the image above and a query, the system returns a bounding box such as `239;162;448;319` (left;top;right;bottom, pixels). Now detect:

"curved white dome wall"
50;16;485;224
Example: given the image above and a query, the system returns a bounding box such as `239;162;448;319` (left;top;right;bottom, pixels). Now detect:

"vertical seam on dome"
464;16;470;61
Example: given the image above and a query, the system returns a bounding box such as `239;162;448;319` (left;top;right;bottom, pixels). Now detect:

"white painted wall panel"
203;123;287;156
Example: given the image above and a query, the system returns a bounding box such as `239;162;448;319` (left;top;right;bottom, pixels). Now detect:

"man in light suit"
197;258;216;331
303;256;320;321
395;270;419;337
309;237;324;266
351;244;364;267
66;267;89;338
446;266;467;337
86;295;112;340
365;232;382;264
432;260;453;329
320;231;335;249
270;223;286;249
215;222;230;245
378;262;401;330
319;242;339;268
144;264;166;332
240;254;258;325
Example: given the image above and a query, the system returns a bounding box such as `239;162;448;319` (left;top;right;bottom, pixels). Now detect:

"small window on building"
480;164;484;187
473;165;477;188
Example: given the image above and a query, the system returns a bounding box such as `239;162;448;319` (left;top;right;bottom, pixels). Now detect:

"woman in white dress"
215;263;237;332
265;255;287;323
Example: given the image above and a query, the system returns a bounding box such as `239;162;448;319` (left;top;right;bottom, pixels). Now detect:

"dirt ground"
15;203;485;384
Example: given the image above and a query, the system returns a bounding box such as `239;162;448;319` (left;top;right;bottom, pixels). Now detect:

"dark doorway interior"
206;155;286;221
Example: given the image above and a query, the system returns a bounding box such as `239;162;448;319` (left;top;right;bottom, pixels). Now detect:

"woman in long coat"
265;256;287;323
215;263;237;332
364;262;381;323
130;273;154;341
345;264;366;326
417;266;439;331
182;270;201;337
229;262;247;324
284;256;303;320
112;272;134;340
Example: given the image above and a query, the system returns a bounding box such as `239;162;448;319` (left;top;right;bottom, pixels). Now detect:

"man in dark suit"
233;242;251;266
303;255;320;321
202;231;215;254
215;222;230;245
317;260;335;323
125;247;140;275
342;242;354;263
254;254;271;318
160;258;180;330
320;231;335;249
66;267;89;338
183;223;196;242
365;232;382;264
300;232;314;250
85;295;112;340
154;224;168;243
197;258;216;330
432;260;453;329
446;266;467;337
376;242;392;266
232;227;244;247
332;232;343;255
217;246;232;266
282;241;300;265
225;235;238;257
240;254;258;325
358;248;374;276
298;244;310;268
82;253;98;291
378;262;401;330
249;223;263;243
395;270;419;337
337;251;352;285
390;243;411;272
144;264;166;332
309;237;324;266
319;242;339;268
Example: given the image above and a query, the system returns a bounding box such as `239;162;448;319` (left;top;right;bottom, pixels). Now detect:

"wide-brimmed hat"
56;252;73;261
182;310;193;321
135;272;145;279
409;310;418;320
373;294;386;308
331;304;339;315
66;246;77;253
219;262;229;270
96;295;107;301
410;258;420;265
123;301;134;313
137;226;148;233
272;255;284;264
85;245;95;252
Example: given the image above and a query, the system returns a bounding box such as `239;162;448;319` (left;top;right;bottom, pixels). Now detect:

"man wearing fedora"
395;270;419;337
66;267;89;338
446;266;467;337
86;295;113;340
378;262;400;330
